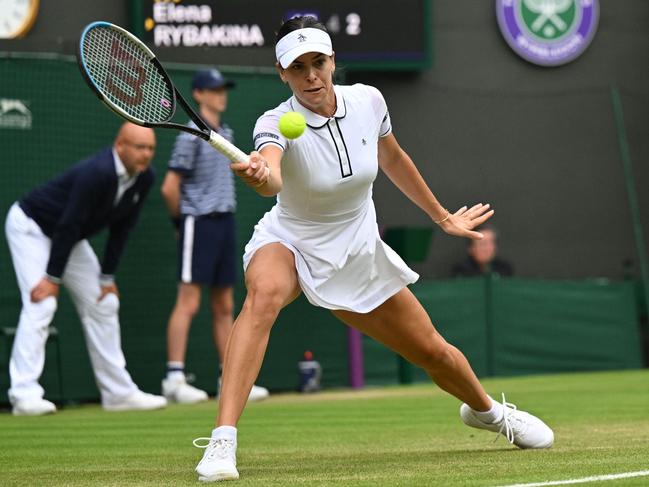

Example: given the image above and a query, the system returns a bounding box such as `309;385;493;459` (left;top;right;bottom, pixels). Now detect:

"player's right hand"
231;151;270;188
30;277;60;303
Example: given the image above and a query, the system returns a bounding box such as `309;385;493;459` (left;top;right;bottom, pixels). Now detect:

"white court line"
498;470;649;487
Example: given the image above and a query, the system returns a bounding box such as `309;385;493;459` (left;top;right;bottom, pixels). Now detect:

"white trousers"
5;203;138;405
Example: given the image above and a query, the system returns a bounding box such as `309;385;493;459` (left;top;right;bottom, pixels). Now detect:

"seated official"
452;225;513;277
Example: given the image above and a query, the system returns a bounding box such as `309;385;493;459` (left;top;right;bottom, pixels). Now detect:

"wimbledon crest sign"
496;0;599;66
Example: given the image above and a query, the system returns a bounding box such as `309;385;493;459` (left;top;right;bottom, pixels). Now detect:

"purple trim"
347;327;364;389
503;4;521;38
578;4;593;37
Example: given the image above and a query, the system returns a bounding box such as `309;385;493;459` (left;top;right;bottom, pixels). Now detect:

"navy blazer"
19;147;155;280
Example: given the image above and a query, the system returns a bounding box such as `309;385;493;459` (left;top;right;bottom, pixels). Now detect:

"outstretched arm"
377;133;493;239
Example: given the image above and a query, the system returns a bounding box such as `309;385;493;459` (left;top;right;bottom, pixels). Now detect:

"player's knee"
415;339;454;371
248;290;284;317
95;293;120;317
245;281;286;322
26;296;58;324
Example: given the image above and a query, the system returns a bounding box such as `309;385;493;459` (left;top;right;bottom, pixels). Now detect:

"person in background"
5;122;167;415
452;225;513;277
160;68;269;405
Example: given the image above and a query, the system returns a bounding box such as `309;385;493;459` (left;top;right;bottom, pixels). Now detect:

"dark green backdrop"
0;55;353;402
0;57;643;404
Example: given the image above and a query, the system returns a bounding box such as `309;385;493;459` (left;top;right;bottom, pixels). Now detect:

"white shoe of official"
103;390;167;412
218;378;269;403
162;376;209;404
12;398;57;416
460;394;554;449
248;385;269;402
194;437;239;482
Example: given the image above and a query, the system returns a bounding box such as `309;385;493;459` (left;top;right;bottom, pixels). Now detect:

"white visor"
275;28;333;69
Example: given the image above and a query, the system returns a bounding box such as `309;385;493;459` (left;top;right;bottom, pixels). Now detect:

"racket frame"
77;21;220;144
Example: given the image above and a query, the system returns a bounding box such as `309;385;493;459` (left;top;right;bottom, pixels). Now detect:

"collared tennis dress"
248;84;419;313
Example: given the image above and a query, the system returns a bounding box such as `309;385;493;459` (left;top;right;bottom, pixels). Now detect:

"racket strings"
82;26;174;124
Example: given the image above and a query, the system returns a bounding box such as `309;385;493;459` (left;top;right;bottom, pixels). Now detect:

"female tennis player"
193;16;554;482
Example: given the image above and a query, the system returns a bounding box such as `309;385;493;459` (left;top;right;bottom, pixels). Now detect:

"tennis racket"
77;21;248;164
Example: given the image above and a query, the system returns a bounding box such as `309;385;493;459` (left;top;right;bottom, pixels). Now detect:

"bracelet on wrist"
434;210;451;225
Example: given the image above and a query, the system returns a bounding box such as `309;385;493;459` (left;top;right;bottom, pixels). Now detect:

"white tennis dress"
247;84;419;312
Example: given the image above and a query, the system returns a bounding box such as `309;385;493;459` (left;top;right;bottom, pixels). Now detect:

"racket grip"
208;131;249;163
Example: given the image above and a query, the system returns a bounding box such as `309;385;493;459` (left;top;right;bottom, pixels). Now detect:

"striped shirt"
168;120;236;215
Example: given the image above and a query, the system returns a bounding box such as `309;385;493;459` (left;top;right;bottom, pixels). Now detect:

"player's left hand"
437;203;494;239
230;151;270;188
98;283;120;302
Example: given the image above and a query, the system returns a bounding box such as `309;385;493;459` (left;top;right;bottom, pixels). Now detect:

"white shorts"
243;203;419;313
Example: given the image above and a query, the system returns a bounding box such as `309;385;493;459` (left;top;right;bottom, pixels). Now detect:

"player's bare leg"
195;243;300;481
210;286;270;402
333;287;490;410
218;243;300;425
333;287;553;449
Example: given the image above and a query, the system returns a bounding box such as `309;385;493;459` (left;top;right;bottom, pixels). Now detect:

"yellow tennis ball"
278;111;306;139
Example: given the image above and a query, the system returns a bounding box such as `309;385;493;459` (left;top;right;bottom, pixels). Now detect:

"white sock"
472;397;504;423
212;425;237;443
166;361;185;380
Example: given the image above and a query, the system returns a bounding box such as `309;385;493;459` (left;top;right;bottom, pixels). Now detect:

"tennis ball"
278;111;306;139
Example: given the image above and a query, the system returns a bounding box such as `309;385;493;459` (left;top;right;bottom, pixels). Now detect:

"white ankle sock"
472;397;504;423
212;425;237;442
166;361;185;380
167;370;185;380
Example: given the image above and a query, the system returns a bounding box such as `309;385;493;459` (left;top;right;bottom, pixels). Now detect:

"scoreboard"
139;0;432;70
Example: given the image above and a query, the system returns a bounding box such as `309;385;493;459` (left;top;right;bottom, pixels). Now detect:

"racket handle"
208;131;249;164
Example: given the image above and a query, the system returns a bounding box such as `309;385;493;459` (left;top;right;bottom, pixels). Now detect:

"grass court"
1;369;648;486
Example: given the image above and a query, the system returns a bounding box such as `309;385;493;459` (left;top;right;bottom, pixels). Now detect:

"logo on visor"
297;34;307;42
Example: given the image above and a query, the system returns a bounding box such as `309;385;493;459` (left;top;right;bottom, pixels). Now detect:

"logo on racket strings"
105;39;147;105
160;98;172;109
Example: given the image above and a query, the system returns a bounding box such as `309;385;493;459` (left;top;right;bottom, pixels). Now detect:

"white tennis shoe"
194;437;239;482
102;390;167;412
460;394;554;449
162;376;209;404
247;384;269;402
12;398;57;416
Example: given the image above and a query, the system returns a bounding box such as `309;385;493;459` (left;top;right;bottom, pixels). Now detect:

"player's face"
280;52;336;116
194;87;228;114
469;229;497;265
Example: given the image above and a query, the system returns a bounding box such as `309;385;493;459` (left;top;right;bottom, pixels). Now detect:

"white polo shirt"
247;83;418;312
253;84;392;222
112;148;137;206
